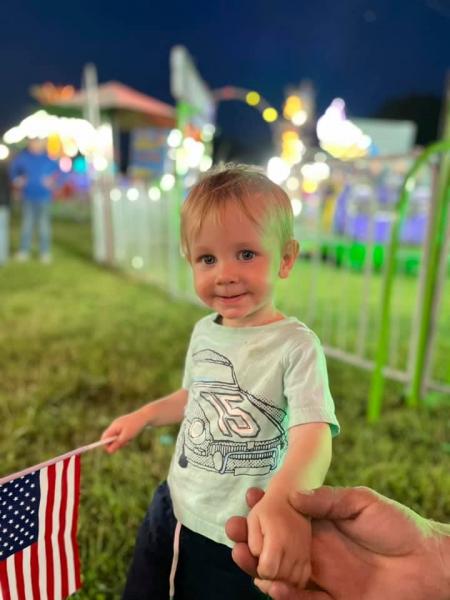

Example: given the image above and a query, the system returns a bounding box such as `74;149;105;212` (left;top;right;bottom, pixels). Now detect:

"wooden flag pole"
0;437;118;486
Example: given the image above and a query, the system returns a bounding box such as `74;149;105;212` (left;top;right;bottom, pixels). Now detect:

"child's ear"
279;240;299;278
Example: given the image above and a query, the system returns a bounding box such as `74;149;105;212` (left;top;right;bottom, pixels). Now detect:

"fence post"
407;89;450;406
367;140;450;422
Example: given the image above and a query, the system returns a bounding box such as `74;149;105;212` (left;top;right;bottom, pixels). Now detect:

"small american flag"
0;454;81;600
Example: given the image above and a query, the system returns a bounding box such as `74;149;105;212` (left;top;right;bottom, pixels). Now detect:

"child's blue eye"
238;250;255;261
200;255;216;265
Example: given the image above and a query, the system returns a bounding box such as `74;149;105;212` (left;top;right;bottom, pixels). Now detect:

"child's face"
189;203;295;327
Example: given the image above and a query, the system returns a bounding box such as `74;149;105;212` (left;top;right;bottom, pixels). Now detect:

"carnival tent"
39;81;176;129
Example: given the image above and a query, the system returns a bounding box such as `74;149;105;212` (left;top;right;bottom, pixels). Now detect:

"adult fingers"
225;515;248;543
231;543;258;577
246;487;265;509
254;579;332;600
287;559;311;590
289;486;380;521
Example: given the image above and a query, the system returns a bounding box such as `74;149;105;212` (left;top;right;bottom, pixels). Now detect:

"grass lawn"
0;218;449;599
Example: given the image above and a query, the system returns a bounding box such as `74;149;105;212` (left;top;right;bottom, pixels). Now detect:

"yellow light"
283;95;304;119
281;130;304;165
47;135;61;158
246;91;261;106
263;108;278;123
302;180;318;194
282;131;298;141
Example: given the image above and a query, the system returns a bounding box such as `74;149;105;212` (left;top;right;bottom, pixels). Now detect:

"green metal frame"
367;140;450;422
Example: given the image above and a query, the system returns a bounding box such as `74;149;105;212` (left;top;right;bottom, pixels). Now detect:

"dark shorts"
122;482;266;600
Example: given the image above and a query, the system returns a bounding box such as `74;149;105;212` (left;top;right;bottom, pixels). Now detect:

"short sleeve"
283;333;340;436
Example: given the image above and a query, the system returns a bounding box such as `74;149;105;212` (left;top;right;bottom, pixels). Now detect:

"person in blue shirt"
0;157;11;265
9;138;60;263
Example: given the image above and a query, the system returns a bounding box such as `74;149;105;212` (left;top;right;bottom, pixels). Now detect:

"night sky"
1;0;449;153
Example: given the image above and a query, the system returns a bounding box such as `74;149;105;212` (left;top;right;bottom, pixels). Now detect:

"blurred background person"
0;155;11;266
9;137;60;263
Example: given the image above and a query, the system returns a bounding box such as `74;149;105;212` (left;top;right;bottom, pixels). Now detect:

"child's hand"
42;176;55;190
100;409;148;453
246;492;311;589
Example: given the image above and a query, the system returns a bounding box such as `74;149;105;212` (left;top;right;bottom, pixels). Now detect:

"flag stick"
0;437;118;486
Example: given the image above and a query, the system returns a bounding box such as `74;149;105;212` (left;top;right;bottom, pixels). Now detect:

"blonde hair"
180;163;294;259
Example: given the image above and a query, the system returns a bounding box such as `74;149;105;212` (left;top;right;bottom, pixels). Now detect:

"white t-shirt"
167;313;339;547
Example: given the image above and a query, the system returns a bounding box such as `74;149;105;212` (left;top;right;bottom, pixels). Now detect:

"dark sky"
1;0;449;146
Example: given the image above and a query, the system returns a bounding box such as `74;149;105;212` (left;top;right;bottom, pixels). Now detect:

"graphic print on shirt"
178;349;287;476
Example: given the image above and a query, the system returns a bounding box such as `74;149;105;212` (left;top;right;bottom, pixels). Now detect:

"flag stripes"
0;455;81;600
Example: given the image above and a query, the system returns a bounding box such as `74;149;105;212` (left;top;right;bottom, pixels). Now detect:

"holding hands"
227;485;450;600
246;491;311;591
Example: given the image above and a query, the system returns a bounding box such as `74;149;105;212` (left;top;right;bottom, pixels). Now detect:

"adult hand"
226;486;450;600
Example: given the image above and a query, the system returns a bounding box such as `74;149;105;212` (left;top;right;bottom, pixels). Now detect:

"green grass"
0;218;449;599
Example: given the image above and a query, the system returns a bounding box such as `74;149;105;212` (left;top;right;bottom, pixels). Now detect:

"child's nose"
215;262;239;284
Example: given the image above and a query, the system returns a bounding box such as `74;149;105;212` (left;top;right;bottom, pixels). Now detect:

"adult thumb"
289;485;379;521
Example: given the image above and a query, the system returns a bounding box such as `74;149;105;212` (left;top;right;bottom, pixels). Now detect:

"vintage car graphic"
178;349;287;476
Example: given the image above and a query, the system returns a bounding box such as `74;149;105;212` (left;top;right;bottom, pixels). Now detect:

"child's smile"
189;204;294;327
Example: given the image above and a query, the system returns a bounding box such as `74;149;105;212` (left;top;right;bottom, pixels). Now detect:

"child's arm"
247;422;331;587
101;387;188;454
